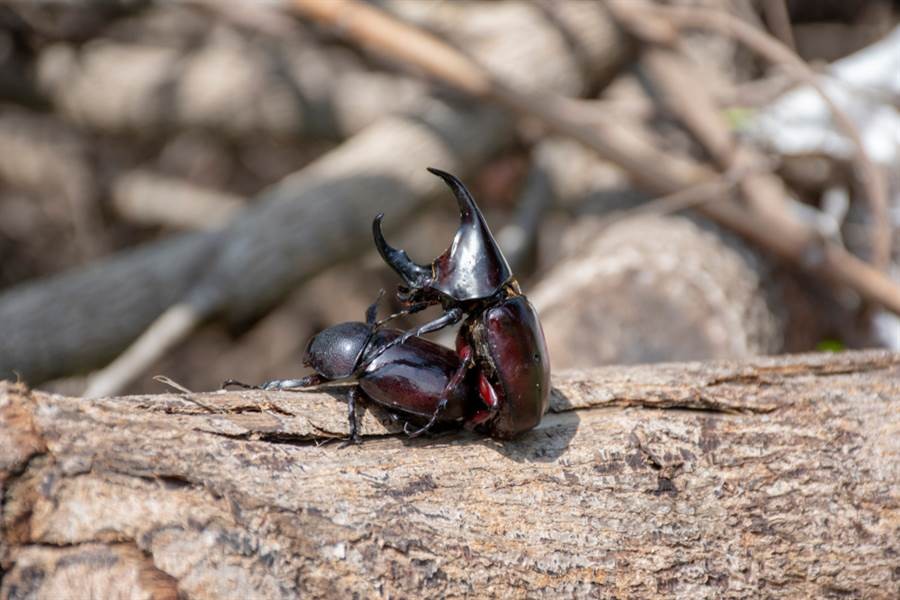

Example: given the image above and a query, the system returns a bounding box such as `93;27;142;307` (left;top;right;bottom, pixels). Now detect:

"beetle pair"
225;168;550;441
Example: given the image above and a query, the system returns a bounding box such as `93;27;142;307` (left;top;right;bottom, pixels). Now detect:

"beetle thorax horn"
372;214;432;288
426;168;512;301
371;168;513;303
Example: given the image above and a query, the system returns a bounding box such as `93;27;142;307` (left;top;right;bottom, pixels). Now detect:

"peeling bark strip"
1;351;898;598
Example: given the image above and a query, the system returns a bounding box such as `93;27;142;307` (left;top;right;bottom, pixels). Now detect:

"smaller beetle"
224;294;479;441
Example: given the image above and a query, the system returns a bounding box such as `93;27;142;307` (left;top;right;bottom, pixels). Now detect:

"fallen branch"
2;350;897;597
634;1;892;270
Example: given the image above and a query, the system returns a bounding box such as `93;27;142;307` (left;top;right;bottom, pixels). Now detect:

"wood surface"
2;350;897;598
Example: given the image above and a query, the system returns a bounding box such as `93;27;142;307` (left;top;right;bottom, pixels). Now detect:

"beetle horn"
424;167;513;300
426;167;475;220
372;213;431;288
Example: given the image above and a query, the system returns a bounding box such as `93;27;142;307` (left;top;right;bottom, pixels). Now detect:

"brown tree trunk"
2;350;897;598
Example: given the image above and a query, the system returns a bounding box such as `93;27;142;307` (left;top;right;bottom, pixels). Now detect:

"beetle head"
303;321;372;380
373;168;512;304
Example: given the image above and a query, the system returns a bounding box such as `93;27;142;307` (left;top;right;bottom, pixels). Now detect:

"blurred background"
0;0;898;398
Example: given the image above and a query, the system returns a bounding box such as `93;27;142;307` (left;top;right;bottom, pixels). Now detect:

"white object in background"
751;25;900;166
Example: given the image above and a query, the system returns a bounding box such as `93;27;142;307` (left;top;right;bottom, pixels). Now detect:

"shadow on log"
1;350;897;598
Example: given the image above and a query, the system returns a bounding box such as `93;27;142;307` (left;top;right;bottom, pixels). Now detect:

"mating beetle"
225;168;550;441
224;293;475;441
372;168;550;438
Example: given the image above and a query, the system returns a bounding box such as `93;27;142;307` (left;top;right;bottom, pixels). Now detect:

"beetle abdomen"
479;296;551;438
360;330;468;420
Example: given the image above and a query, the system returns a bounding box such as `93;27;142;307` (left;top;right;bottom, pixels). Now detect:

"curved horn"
372;214;431;287
426;167;476;221
424;167;513;300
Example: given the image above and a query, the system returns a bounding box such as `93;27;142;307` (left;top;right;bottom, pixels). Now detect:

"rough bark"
0;1;630;385
1;350;898;598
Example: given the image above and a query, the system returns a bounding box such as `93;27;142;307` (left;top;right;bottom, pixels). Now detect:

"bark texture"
1;350;898;599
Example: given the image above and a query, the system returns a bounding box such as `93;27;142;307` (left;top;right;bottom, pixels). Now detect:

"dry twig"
631;1;892;270
290;0;900;315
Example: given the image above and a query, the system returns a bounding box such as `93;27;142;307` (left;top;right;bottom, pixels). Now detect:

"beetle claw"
222;379;260;390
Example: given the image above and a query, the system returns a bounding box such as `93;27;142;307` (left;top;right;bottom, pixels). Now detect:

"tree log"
1;350;898;598
531;215;786;367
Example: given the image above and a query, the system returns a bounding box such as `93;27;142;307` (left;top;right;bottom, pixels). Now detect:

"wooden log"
530;215;786;368
1;350;897;598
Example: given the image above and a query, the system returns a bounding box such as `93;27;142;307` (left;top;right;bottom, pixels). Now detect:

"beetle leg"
346;386;361;444
403;347;473;438
403;398;448;438
374;301;430;328
406;306;464;339
364;290;386;326
368;307;464;366
221;379;260;390
222;374;327;391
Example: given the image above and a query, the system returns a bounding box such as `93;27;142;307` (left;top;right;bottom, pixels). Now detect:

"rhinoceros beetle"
225;168;550;441
371;168;551;438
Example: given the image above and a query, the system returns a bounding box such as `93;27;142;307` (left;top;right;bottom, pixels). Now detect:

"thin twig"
153;375;194;395
641;2;892;270
288;0;900;315
597;163;755;231
84;303;202;399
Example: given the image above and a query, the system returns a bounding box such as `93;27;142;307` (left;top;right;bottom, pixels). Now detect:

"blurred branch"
495;159;554;274
291;0;900;316
629;1;892;271
0;1;630;391
111;170;244;230
759;0;796;51
32;23;427;140
595;162;755;231
291;0;492;97
640;49;800;231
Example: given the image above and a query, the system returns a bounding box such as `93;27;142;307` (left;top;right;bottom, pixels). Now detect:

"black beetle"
224;293;476;441
225;168;550;441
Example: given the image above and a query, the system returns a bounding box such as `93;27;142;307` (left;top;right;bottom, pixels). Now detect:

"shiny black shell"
359;329;469;421
304;322;371;380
